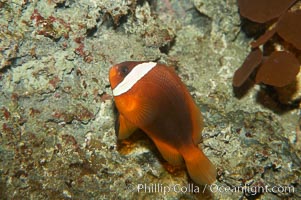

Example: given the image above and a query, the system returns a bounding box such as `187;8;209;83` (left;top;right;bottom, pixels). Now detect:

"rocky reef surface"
0;0;300;199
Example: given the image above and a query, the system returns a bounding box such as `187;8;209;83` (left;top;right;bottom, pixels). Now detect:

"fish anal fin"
116;114;137;139
152;138;183;166
180;146;216;185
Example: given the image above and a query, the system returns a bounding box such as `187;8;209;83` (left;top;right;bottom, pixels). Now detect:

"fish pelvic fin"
180;145;216;185
116;114;137;139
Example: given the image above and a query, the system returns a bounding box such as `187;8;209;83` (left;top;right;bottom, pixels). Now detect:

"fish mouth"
108;65;118;89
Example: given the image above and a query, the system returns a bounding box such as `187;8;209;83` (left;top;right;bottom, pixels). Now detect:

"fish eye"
119;66;129;76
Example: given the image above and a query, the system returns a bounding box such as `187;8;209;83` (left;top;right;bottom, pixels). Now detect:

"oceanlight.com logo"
205;184;295;196
136;183;295;196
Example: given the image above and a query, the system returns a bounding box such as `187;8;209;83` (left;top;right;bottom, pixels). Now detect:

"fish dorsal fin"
185;91;203;145
178;73;204;145
160;65;203;145
152;137;184;166
116;114;137;139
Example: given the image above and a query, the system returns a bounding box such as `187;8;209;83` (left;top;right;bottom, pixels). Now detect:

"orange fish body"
109;61;216;185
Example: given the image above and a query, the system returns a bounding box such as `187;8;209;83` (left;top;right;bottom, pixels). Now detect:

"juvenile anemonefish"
109;61;216;185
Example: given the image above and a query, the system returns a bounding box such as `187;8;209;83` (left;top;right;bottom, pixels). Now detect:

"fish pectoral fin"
127;96;157;127
116;114;137;139
152;138;183;166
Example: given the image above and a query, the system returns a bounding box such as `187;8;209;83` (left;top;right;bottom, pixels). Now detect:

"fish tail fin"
181;146;216;185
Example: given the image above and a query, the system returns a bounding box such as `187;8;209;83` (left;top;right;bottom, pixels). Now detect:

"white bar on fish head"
113;62;157;96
